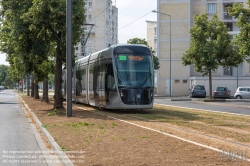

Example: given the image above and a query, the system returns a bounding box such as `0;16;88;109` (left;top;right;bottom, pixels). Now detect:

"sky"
116;0;157;43
0;0;157;65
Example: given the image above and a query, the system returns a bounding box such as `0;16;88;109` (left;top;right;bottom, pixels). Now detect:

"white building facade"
75;0;118;59
155;0;250;96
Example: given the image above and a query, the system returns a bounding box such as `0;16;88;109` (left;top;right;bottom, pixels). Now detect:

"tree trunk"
54;32;64;109
34;83;40;99
209;70;212;99
31;74;34;97
42;79;49;102
27;74;30;96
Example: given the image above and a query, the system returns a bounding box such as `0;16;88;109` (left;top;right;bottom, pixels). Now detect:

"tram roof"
76;44;150;63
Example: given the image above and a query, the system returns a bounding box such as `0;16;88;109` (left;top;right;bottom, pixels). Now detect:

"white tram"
62;44;154;109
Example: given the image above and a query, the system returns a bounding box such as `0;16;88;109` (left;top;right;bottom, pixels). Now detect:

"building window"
223;66;233;76
75;47;78;50
225;22;233;31
154;27;157;36
207;3;216;15
175;80;180;83
183;80;187;83
89;2;92;7
88;15;92;20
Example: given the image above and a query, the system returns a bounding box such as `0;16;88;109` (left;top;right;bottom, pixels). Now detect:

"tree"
0;0;32;89
0;0;49;99
0;65;8;85
20;0;85;108
127;38;160;70
182;13;243;99
228;1;250;63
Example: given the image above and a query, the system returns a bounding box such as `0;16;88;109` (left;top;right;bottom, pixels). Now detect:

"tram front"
113;45;154;109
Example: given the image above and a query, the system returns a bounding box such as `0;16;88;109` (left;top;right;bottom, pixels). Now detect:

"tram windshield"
114;54;154;88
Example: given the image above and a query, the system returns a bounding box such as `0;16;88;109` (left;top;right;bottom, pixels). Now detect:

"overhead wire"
118;0;173;31
88;0;117;23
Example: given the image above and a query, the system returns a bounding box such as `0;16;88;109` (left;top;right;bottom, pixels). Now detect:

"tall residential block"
75;0;118;59
156;0;250;96
146;21;157;54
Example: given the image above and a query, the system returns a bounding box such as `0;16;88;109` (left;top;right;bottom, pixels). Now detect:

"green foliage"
228;1;250;63
0;0;85;108
182;13;243;98
111;122;118;127
127;38;160;70
0;65;18;88
79;122;89;126
182;13;242;75
0;65;8;85
47;109;59;116
0;0;32;81
48;73;54;89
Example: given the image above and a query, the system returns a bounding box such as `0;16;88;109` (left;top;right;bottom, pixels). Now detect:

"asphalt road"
0;90;47;166
154;97;250;116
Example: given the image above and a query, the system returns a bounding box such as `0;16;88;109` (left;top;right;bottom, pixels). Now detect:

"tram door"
105;60;116;104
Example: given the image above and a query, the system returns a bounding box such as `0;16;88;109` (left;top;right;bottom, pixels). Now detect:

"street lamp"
152;10;172;97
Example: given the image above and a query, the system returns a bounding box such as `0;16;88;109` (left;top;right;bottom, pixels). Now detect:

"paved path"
154;97;250;116
0;90;47;166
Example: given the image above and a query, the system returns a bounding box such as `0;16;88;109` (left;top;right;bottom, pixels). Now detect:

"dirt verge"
20;95;250;165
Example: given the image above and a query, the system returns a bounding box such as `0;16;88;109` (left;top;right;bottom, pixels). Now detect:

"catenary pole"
66;0;72;117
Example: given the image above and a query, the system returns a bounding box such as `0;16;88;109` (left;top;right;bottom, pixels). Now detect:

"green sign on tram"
119;55;127;61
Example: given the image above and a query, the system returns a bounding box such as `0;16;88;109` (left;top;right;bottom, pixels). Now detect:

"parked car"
0;86;4;90
189;85;206;98
234;86;250;99
213;87;231;99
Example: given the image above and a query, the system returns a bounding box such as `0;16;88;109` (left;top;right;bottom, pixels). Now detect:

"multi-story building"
146;21;158;89
155;0;250;96
75;0;118;59
146;21;157;53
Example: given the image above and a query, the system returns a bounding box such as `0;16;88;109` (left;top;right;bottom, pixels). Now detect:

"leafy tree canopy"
228;1;250;63
182;13;243;98
182;13;243;75
0;64;16;88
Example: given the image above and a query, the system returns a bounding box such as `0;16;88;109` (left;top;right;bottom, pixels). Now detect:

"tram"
62;44;154;109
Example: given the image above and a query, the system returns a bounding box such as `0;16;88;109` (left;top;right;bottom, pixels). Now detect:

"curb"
170;99;192;101
154;96;250;102
19;97;73;166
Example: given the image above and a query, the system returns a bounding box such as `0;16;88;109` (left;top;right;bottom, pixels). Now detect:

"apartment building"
75;0;118;59
155;0;250;96
146;21;157;53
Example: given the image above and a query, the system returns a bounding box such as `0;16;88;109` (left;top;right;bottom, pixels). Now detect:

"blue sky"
0;0;157;65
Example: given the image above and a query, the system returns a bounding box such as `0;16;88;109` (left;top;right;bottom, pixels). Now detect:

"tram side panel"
97;58;106;107
75;63;88;104
105;59;119;107
62;70;66;99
